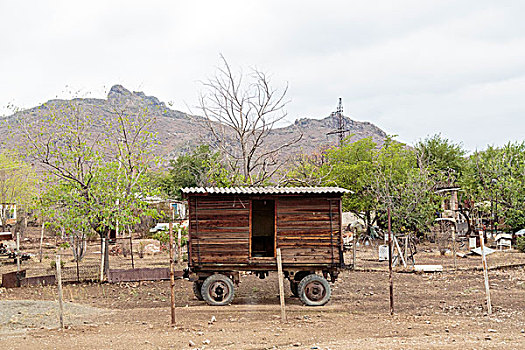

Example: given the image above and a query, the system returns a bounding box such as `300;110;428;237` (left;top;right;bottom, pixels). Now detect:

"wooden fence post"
177;228;182;264
39;221;45;263
452;226;457;271
276;248;286;322
169;222;176;324
56;255;64;329
16;231;20;272
479;231;492;315
352;229;356;269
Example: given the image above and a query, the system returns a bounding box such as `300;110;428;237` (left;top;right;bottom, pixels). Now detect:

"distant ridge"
1;85;388;160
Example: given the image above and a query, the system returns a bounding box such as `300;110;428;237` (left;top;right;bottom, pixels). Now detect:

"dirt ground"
1;229;524;349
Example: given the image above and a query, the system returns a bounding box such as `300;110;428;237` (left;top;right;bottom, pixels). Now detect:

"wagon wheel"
201;274;235;306
298;274;331;306
289;271;310;297
193;281;204;301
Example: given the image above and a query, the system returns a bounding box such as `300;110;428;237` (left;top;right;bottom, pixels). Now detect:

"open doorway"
251;200;275;257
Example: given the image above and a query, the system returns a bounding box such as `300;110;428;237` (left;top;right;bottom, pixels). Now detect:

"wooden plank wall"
277;197;341;265
188;195;342;267
189;196;250;265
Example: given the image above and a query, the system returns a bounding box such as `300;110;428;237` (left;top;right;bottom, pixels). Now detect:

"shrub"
516;236;525;253
151;226;188;246
50;259;66;269
58;242;70;249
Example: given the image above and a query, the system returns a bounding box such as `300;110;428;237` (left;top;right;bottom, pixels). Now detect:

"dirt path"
0;300;106;335
0;303;523;349
1;237;525;349
1;264;524;349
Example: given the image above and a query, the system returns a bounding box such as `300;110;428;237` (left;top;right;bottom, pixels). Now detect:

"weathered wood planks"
188;194;343;269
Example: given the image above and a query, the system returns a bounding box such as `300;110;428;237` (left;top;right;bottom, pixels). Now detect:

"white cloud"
1;0;524;151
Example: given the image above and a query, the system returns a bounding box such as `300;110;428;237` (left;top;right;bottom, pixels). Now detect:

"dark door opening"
251;200;275;257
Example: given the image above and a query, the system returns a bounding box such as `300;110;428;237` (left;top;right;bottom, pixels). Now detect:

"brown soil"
1;229;524;349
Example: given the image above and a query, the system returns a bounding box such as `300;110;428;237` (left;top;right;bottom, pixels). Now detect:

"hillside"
1;85;388;161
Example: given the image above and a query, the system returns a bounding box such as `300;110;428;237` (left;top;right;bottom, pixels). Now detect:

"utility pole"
326;98;350;148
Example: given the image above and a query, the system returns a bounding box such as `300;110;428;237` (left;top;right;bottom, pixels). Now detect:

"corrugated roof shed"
181;186;351;195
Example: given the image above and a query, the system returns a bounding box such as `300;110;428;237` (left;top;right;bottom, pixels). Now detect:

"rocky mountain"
1;85;388;161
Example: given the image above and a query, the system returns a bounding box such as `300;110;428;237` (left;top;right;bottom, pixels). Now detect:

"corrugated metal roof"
181;186;351;195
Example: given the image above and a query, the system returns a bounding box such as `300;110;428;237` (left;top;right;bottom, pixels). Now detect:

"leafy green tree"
156;145;234;199
284;136;439;234
0;152;37;231
323;137;378;230
370;138;439;233
18;99;158;265
415;134;466;187
280;150;329;186
460;142;525;232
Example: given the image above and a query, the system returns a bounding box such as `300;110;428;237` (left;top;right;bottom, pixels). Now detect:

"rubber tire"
289;280;299;297
298;274;331;306
201;274;235;306
294;271;310;282
193;281;204;301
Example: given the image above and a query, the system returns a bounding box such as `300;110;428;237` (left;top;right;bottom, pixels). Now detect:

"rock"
488;329;497;333
144;243;161;255
293;342;301;346
203;339;210;344
188;340;195;346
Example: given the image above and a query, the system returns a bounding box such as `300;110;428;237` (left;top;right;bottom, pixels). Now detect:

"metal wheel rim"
304;281;326;302
208;280;230;302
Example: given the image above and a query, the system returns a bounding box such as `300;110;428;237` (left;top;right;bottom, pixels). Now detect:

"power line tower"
326;97;350;147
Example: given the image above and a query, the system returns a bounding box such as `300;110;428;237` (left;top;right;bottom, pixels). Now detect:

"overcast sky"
1;0;524;151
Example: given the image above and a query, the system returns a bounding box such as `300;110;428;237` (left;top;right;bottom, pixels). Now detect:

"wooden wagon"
181;186;350;306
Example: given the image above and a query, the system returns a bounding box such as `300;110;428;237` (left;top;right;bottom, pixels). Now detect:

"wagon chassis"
182;187;349;307
186;264;340;307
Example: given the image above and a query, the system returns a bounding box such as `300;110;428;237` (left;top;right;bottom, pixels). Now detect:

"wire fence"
2;233;186;285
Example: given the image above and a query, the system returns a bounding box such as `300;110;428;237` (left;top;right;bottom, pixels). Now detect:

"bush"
516;236;525;253
58;242;70;249
50;259;66;269
151;226;188;246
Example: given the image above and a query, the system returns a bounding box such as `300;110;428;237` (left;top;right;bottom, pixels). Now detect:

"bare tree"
199;56;302;185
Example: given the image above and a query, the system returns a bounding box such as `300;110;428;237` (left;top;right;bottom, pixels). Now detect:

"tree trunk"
365;210;371;235
103;230;110;276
